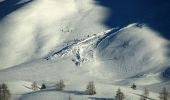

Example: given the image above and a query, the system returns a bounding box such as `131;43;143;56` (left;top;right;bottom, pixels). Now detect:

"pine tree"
0;83;11;100
56;80;65;91
159;87;169;100
140;88;149;100
40;83;46;90
131;83;137;90
115;88;125;100
31;81;39;91
86;81;96;95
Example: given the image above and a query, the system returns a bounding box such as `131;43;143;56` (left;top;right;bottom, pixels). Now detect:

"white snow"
0;0;108;69
0;0;170;100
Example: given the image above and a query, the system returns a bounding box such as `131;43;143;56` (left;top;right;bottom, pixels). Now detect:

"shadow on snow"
89;97;114;100
93;0;170;40
0;0;33;21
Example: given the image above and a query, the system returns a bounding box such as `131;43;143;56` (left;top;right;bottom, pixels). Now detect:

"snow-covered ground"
0;0;170;100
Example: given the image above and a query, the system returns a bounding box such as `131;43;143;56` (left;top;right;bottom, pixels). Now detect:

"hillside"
0;0;170;100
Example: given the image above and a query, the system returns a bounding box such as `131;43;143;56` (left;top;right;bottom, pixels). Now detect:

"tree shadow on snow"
89;97;114;100
93;0;170;40
63;90;87;95
26;88;57;94
0;0;33;21
29;89;87;96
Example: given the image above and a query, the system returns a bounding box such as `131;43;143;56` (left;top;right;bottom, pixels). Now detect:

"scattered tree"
0;83;11;100
140;88;149;100
115;88;125;100
31;81;39;91
86;81;96;95
131;83;137;90
75;61;80;66
56;80;65;91
40;83;46;90
159;87;169;100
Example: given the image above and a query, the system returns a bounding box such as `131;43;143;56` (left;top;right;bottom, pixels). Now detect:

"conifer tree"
86;81;96;95
40;83;46;90
159;87;169;100
115;88;125;100
131;83;137;90
0;83;11;100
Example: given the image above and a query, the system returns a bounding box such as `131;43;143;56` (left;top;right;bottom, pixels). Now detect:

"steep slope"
96;24;169;78
0;0;170;100
0;24;169;82
0;24;169;100
44;23;170;79
0;0;108;69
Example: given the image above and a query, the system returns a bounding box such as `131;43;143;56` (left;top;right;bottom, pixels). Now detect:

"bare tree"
159;87;169;100
31;81;39;91
56;80;65;91
86;81;96;95
140;88;149;100
115;88;125;100
0;83;11;100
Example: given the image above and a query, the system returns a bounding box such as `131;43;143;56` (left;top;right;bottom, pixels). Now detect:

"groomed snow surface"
0;0;170;100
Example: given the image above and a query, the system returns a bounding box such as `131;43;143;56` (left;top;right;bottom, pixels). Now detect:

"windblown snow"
0;0;170;100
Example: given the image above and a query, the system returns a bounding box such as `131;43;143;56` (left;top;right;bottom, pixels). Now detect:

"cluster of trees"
1;81;169;100
29;81;170;100
115;87;170;100
30;80;66;91
138;87;170;100
33;81;166;100
159;88;169;100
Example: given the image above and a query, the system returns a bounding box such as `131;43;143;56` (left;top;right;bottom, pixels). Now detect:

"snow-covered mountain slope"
97;24;169;78
0;0;108;69
43;24;170;79
0;0;170;100
0;23;169;86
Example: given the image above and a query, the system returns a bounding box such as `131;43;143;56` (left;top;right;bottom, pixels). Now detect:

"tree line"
0;82;169;100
